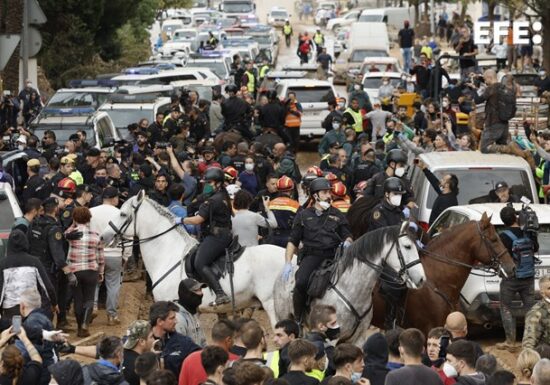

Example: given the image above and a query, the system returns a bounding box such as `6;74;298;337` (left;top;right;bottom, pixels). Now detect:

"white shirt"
231;210;277;247
90;204;129;259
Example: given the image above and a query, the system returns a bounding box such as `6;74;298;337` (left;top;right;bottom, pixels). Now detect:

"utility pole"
430;0;435;36
21;0;28;80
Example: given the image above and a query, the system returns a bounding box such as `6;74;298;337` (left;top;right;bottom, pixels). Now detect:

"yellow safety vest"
264;350;280;378
245;70;255;93
283;25;292;35
306;368;325;381
314;33;324;45
259;65;270;79
344;107;363;133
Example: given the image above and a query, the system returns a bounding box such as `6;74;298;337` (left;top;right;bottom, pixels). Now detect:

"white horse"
274;222;426;346
101;191;289;327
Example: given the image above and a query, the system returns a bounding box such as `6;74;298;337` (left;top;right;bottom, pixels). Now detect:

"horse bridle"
476;221;508;274
379;230;422;287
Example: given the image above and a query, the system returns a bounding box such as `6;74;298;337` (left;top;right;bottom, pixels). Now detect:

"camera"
510;197;539;234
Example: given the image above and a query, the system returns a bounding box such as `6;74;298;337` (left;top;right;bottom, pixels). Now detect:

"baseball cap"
102;186;118;199
60;156;75;165
495;181;508;191
27;158;40;167
180;278;207;292
123;320;151;349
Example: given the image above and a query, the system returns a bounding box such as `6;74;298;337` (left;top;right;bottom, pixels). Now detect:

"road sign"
29;0;47;24
27;27;42;57
0;35;21;71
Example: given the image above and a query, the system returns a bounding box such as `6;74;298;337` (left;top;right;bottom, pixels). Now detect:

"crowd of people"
1;2;550;384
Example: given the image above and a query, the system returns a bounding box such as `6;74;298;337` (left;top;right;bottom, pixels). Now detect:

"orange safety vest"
332;199;351;213
269;196;300;212
285;102;302;128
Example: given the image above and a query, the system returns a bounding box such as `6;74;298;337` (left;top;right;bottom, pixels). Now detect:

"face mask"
540;71;546;78
319;201;331;210
442;362;458;378
95;176;107;187
406;83;415;92
544;297;550;304
203;183;214;195
325;325;340;340
442;101;449;108
351;372;362;383
17;144;24;151
389;194;402;207
245;163;254;171
394;167;405;178
332;122;341;130
354;84;361;91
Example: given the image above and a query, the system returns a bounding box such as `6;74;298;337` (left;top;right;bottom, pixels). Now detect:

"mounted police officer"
29;197;76;323
367;177;407;330
364;149;414;204
282;177;353;322
497;205;538;351
182;168;233;306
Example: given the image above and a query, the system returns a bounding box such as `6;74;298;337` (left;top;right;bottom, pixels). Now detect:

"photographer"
497;205;538;352
0;91;20;133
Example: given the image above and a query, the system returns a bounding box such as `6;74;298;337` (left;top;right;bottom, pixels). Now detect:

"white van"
111;68;219;86
358;7;415;29
407;152;538;231
161;19;185;39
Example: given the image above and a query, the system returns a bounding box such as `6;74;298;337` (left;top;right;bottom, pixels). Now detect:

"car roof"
276;79;333;86
363;71;403;78
441;203;550;225
419;152;531;170
112;68;210;80
32;115;95;124
56;87;113;93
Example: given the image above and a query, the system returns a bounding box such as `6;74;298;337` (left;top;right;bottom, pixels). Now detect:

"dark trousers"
380;265;407;330
500;277;535;342
194;233;232;273
43;269;68;321
293;255;329;320
73;270;99;327
480;123;509;153
285;127;300;152
285;34;291;47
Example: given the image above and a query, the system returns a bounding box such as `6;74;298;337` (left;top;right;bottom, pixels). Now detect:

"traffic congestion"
0;0;550;384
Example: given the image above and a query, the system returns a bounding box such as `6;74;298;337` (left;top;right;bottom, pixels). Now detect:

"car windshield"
189;61;228;77
186;85;213;101
47;92;108;109
163;25;181;33
358;14;383;22
33;126;96;146
287;86;334;103
0;196;15;232
250;35;271;45
271;11;287;17
350;49;388;62
363;77;401;89
105;108;155;129
426;169;534;209
222;2;253;13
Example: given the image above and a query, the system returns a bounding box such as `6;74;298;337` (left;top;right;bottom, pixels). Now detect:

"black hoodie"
362;332;390;385
86;361;128;385
0;230;57;308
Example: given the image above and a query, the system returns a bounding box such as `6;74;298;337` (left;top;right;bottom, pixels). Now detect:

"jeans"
73;270;99;328
500;277;535;342
97;257;123;317
480;123;509;153
401;47;412;73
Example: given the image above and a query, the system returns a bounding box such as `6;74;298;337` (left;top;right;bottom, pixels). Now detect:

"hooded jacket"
86;360;129;385
362;332;389;385
0;230;57;310
456;373;486;385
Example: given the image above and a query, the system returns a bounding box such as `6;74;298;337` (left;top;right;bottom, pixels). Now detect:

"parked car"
407;152;538;232
326;9;361;31
40;87;114;117
0;182;23;257
267;7;290;28
428;203;550;328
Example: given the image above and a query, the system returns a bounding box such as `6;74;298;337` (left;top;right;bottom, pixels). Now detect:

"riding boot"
384;302;398;330
200;266;230;306
292;289;306;324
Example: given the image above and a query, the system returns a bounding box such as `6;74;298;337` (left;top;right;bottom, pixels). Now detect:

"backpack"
497;84;517;122
503;230;535;279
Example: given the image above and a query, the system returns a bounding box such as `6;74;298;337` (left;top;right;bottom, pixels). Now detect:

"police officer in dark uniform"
22;158;47;201
221;84;253;140
182;168;233;306
281;177;353;321
367;177;408;330
29;197;76;324
364;149;414;205
60;183;93;231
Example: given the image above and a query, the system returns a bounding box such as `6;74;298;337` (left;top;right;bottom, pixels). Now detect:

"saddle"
184;236;245;281
306;259;336;300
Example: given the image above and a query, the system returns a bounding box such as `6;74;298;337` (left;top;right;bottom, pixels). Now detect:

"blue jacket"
168;201;198;235
161;331;201;377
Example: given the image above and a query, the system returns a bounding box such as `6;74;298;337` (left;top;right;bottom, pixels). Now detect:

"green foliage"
158;0;193;10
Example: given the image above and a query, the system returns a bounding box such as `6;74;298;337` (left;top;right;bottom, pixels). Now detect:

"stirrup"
209;294;230;307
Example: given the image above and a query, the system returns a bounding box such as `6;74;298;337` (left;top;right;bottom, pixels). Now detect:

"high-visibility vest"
306;368;325;381
344;107;363;133
264;350;280;378
269;196;300;213
285;102;301;128
259;65;270;79
314;33;324;45
245;70;255;93
283;25;292;35
332;199;351;213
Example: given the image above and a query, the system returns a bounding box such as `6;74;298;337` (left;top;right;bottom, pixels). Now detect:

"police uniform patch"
63;210;70;218
373;210;381;220
55;232;62;240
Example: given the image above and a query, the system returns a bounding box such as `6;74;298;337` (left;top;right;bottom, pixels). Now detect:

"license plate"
535;266;550;278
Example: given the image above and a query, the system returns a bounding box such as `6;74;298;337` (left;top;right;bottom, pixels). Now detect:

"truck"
219;0;255;18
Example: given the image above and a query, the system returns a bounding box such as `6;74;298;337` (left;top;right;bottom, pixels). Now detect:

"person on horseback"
182;168;233;306
367;177;408;330
282;177;353;322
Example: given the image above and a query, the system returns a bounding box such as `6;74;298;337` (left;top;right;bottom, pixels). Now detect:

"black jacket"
362;332;389;385
423;168;458;225
86;361;129;385
259;102;286;129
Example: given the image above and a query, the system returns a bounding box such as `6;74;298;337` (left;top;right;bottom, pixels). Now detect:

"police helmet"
225;84;238;94
385;149;407;166
302;172;318;189
309;177;332;195
204;167;224;183
383;177;406;194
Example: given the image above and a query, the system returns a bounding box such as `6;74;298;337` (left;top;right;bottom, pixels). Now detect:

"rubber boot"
200;266;230;306
496;306;518;352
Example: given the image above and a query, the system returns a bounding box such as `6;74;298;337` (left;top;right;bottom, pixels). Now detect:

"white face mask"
354;84;361;91
442;362;458;378
351;372;362;383
17;144;25;151
332;122;341;130
383;81;389;85
319;200;331;210
245;163;254;171
394;167;405;178
544;297;550;304
389;193;402;207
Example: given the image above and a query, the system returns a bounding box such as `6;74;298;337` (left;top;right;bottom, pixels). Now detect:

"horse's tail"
347;196;380;239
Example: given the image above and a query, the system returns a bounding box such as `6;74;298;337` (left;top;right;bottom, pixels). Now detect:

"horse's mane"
141;197;195;242
339;225;401;273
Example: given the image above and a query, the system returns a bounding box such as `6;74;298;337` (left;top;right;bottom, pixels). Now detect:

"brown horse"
213;130;243;153
371;213;516;336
